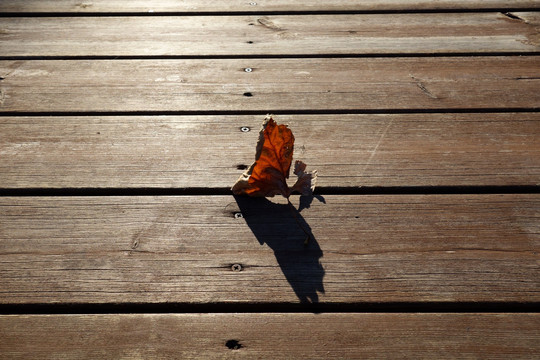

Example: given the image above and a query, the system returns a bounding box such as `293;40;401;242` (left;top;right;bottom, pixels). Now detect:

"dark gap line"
0;8;539;17
318;185;540;196
0;109;539;118
0;185;538;197
1;52;539;61
1;302;538;315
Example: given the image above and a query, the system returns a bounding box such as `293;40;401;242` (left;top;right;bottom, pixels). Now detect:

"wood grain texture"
0;195;538;304
1;313;539;359
1;113;539;189
1;57;539;113
1;13;538;56
0;0;538;355
0;0;538;13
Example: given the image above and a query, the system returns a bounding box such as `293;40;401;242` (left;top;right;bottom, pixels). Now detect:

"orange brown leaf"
232;115;317;198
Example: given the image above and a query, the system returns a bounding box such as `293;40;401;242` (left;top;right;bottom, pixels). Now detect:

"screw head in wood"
231;264;243;272
244;67;253;73
240;127;250;132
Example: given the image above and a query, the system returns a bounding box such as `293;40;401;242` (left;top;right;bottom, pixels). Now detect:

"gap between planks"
1;186;539;197
2;301;540;316
0;0;539;13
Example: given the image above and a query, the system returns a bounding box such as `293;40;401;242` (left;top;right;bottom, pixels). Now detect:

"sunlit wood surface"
0;1;539;358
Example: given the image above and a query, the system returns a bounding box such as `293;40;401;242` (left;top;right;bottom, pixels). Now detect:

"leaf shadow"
234;195;325;304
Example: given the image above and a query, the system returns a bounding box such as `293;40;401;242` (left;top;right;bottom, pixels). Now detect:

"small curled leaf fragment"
291;160;318;196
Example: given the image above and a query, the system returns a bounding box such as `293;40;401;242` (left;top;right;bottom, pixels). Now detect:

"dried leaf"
232;115;317;198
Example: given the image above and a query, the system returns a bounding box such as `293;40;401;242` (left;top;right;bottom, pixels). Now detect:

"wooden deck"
1;1;539;358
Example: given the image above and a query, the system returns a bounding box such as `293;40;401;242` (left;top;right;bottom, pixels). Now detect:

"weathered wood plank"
1;313;539;359
1;13;538;56
0;195;538;304
0;57;539;112
0;0;538;13
1;113;539;189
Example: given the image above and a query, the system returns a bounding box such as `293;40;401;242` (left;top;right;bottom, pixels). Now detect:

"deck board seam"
1;109;539;117
1;8;540;17
1;302;540;315
2;53;540;61
0;185;538;197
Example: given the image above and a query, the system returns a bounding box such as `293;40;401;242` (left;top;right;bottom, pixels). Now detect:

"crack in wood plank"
257;17;287;32
76;2;93;9
410;74;438;99
360;118;394;178
1;60;25;80
501;12;527;23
